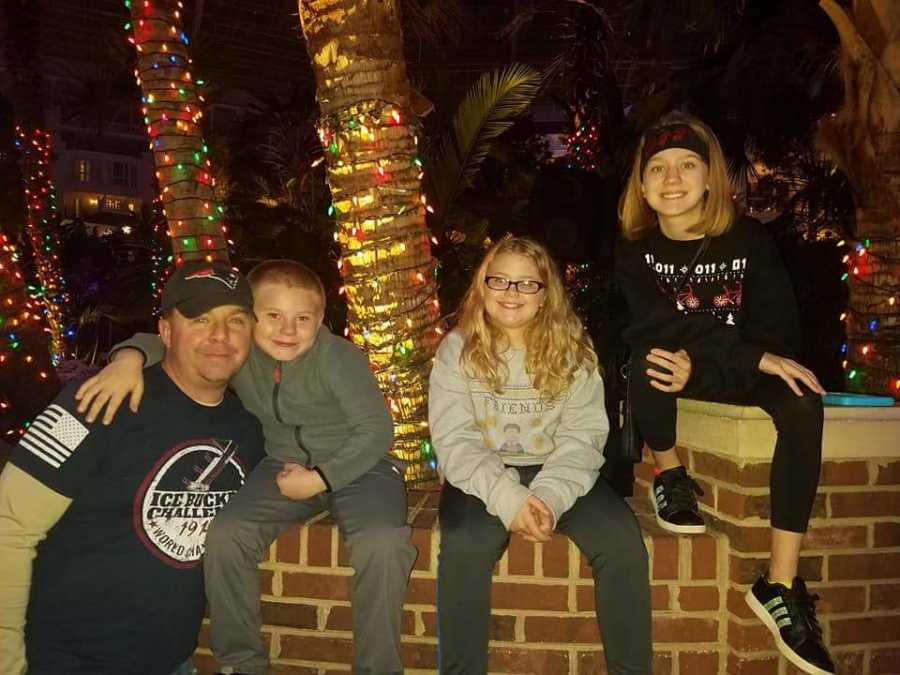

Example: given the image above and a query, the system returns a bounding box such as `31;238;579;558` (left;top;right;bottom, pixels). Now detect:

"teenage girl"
615;111;833;675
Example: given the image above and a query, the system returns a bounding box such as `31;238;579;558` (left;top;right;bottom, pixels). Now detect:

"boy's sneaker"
651;466;706;534
745;574;835;675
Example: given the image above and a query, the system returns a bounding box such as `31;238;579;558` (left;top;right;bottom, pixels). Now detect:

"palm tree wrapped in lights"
15;127;68;363
298;0;444;484
125;0;230;264
817;0;900;395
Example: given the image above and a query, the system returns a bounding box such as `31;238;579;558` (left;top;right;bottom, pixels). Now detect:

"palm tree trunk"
298;0;441;484
818;0;900;395
126;0;229;264
16;126;67;362
844;131;900;395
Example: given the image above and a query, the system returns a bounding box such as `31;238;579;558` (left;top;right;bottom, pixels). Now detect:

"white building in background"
45;109;156;236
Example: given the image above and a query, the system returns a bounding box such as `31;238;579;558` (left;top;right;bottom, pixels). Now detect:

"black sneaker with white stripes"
745;574;835;675
651;466;706;534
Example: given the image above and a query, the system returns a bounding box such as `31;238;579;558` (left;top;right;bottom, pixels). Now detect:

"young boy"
77;260;416;675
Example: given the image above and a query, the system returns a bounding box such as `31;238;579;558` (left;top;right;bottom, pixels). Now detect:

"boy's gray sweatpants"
204;456;416;675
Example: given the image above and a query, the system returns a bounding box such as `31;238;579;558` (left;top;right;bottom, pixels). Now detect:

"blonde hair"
618;111;735;241
247;259;326;301
456;237;598;399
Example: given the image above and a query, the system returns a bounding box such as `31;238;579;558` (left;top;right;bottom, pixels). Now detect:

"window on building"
77;160;91;183
111;161;138;188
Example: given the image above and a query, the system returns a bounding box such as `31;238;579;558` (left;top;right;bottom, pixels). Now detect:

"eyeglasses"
484;276;545;295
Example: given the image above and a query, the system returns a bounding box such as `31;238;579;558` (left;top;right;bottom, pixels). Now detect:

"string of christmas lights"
299;0;444;485
566;121;601;172
838;235;900;395
314;100;443;484
559;5;618;174
0;233;56;440
15;126;68;364
123;0;231;265
564;261;609;331
148;193;174;311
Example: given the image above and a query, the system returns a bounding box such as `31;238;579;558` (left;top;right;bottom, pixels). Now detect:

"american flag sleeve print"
19;405;90;469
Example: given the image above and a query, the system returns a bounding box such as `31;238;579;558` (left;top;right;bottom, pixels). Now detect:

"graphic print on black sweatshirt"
134;438;249;567
643;251;747;326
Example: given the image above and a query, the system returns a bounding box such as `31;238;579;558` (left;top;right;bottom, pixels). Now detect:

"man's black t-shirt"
10;365;264;675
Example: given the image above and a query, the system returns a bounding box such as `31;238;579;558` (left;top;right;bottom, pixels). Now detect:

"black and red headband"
640;124;709;173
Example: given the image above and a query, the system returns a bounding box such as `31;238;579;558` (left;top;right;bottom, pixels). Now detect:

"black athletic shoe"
651;466;707;534
745;574;835;675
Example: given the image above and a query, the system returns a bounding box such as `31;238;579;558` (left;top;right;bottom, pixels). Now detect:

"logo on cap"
184;268;241;290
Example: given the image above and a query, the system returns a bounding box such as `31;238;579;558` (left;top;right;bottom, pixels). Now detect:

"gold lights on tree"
299;0;442;484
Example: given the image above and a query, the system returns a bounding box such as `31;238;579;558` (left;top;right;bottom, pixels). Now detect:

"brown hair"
618;111;735;241
246;259;326;301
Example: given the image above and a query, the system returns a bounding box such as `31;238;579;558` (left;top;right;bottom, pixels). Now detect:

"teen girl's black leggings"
629;353;823;533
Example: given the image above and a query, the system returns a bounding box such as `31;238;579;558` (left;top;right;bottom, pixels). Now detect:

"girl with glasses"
429;236;652;674
616;111;832;675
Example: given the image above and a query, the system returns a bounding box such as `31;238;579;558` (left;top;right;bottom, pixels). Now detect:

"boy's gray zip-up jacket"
116;327;394;492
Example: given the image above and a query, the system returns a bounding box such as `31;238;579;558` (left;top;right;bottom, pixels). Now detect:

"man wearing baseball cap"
0;262;264;675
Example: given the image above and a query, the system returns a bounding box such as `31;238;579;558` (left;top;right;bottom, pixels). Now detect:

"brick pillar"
632;401;900;674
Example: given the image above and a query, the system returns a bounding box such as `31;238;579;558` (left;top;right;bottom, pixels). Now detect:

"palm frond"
428;63;542;227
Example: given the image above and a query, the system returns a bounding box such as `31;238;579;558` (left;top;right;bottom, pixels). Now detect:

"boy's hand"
276;463;327;501
75;349;146;425
511;496;554;543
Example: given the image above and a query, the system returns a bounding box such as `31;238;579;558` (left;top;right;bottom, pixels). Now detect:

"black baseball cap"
161;261;254;318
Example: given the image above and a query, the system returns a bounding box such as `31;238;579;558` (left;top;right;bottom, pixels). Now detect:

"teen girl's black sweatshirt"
614;216;802;390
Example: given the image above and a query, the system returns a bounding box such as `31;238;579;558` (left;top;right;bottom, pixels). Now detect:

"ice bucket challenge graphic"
135;438;248;567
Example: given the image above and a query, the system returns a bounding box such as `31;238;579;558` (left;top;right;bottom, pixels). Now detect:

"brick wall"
194;491;727;675
193;403;900;674
635;450;900;675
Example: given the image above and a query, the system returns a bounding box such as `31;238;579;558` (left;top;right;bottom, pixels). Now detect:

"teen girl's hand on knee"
276;463;327;501
758;352;826;397
646;348;692;393
511;496;553;543
75;349;146;424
